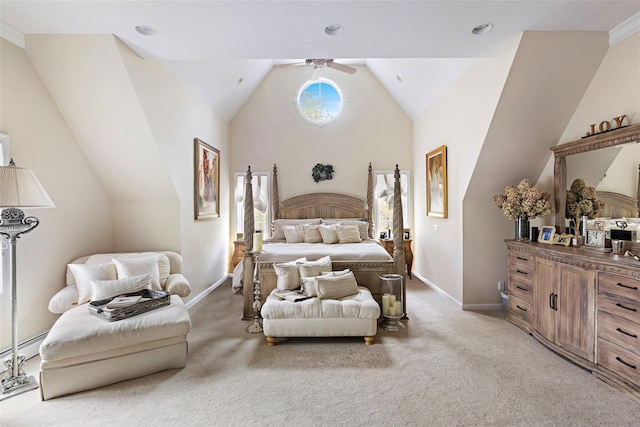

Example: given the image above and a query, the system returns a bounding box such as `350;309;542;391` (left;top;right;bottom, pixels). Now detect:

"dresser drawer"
598;338;640;385
598;311;640;355
509;264;534;286
508;278;533;304
598;293;640;325
509;251;535;270
508;294;533;327
599;273;640;301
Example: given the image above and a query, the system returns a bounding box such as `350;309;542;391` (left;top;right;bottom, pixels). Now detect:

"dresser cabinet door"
534;258;556;342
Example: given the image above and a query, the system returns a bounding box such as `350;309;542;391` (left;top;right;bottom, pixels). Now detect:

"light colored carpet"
3;277;640;426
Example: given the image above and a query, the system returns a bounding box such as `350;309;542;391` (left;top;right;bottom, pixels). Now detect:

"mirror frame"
550;123;640;230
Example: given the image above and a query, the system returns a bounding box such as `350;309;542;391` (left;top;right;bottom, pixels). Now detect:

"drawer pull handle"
615;356;637;370
516;256;528;261
516;305;527;312
616;282;639;291
516;285;528;292
616;327;638;339
616;303;638;312
516;269;528;275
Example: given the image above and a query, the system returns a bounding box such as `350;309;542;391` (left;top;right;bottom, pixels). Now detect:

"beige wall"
0;38;114;348
230;65;413;211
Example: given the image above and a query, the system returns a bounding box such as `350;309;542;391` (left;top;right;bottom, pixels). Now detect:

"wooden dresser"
506;240;640;400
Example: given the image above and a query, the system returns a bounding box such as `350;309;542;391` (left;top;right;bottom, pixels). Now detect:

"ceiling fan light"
471;22;493;35
325;23;344;36
135;25;157;36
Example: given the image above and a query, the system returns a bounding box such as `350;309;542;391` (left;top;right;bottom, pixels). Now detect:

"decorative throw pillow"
298;256;332;278
273;257;308;290
336;225;362;243
272;219;322;240
318;224;339;244
283;225;304;243
316;272;360;300
322;219;369;239
321;269;352;277
48;285;79;314
90;273;153;302
302;224;323;243
68;262;118;305
113;256;161;290
300;277;318;297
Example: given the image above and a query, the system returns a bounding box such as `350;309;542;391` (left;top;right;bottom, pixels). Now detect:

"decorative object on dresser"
493;178;552;241
565;178;603;238
537;226;556;244
194;137;220;219
0;160;55;401
426;145;448;218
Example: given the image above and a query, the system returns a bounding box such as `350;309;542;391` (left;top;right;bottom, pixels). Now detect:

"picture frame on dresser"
538;226;555;243
194;137;220;219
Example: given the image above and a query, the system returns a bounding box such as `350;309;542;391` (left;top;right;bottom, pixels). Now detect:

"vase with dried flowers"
565;178;604;237
493;179;552;240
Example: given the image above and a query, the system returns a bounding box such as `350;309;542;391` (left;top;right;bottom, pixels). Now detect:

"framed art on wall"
194;138;220;219
426;145;447;218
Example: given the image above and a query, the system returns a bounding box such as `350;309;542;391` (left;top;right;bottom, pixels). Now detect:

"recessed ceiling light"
135;25;157;36
325;23;344;36
396;75;403;83
237;77;244;85
472;23;493;35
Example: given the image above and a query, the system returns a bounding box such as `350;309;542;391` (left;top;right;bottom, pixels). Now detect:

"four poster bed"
237;163;406;320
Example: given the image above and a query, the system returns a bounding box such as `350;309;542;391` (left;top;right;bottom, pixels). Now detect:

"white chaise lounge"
39;251;191;400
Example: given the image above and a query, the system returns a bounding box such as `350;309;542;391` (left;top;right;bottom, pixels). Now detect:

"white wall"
0;38;114;348
230;65;413;211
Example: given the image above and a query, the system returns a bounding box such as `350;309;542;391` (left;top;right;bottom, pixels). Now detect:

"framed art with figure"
194;138;220;219
426;145;447;218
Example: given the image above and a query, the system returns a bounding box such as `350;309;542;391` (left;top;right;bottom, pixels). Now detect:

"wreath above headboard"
312;163;334;183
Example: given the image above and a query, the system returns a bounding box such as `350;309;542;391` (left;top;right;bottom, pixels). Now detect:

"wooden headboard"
597;191;638;218
278;193;367;219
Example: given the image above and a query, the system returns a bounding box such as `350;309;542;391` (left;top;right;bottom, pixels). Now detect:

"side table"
379;238;413;279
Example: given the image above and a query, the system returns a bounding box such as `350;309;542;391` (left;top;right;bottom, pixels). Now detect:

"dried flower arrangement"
493;178;552;220
565;178;604;232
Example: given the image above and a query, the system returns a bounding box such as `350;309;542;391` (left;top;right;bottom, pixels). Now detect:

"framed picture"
404;230;410;239
194;138;220;219
551;233;573;246
538;226;556;244
426;145;447;218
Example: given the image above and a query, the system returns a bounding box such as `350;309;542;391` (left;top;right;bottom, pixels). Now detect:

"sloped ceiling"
1;1;639;121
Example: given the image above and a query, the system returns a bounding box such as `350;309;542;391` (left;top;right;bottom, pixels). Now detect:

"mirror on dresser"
551;123;640;235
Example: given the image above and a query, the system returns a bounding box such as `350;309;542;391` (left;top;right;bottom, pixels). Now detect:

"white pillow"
68;262;118;305
283;225;305;243
299;256;332;278
300;277;318;297
318;224;339;244
316;272;359;300
272;219;322;240
337;225;362;243
302;224;323;243
322;219;369;239
113;256;161;290
90;273;153;302
322;269;352;277
48;285;79;314
273;257;308;290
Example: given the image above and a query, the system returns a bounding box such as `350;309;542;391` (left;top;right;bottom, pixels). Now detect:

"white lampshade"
0;161;55;209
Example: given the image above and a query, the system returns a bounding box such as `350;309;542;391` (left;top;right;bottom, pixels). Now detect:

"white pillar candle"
389;294;396;305
394;301;402;316
253;232;263;252
382;294;390;316
388;304;395;316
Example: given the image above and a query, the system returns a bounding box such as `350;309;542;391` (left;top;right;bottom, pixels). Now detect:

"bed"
236;163;406;320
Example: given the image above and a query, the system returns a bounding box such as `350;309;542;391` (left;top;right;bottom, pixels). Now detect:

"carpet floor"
2;277;640;426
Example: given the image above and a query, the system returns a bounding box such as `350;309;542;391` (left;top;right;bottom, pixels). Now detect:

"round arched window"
296;78;343;126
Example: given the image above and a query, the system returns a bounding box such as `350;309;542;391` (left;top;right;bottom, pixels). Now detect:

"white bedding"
231;239;392;294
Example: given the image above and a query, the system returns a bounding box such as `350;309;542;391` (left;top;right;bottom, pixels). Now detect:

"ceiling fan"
279;59;357;77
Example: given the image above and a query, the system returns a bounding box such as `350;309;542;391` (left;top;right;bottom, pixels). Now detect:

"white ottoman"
261;286;380;345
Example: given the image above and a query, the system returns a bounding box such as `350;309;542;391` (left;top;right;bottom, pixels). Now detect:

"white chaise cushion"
68;263;118;305
40;295;191;365
90;273;153;301
113;256;161;290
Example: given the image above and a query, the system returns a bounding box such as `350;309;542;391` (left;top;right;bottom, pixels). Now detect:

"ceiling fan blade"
325;60;356;74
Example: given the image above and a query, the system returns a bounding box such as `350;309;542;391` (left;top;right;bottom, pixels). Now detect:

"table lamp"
0;159;54;400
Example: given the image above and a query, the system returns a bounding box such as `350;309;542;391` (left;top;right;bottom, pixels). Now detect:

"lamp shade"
0;161;55;208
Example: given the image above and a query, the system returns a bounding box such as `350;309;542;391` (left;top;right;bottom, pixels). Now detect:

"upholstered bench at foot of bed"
39;295;191;400
261;286;380;346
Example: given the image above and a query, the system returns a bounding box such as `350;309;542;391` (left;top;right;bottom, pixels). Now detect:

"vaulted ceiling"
2;1;639;121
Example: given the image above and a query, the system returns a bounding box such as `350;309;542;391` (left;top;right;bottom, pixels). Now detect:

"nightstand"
232;240;245;268
379;238;413;279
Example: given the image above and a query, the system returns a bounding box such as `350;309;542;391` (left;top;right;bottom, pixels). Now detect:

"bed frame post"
243;166;256;320
367;163;374;238
392;164;407;318
273;164;280;222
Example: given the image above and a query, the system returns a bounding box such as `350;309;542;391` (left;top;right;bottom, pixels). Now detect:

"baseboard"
412;272;502;311
185;274;231;310
0;331;47;363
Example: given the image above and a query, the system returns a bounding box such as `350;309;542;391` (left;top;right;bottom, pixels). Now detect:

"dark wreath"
311;163;334;183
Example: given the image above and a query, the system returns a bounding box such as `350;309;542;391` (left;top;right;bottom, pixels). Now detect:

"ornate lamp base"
380;315;406;331
1;354;39;400
245;320;263;334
